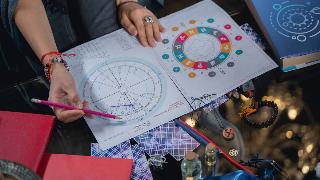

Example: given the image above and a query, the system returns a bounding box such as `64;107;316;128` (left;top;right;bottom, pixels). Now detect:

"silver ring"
144;16;154;24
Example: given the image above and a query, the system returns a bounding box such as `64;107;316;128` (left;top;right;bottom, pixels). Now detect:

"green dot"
207;18;215;23
162;54;169;59
173;67;180;72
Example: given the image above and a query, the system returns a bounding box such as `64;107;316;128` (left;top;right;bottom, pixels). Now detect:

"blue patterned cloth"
91;141;133;159
131;144;153;180
134;121;200;161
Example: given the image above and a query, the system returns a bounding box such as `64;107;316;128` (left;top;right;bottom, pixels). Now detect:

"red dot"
224;24;231;29
235;35;242;41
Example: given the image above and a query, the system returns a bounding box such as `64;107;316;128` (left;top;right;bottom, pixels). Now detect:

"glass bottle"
181;151;202;180
204;143;217;177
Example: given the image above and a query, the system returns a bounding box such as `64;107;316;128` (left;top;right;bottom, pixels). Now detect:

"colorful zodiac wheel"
172;26;232;70
161;18;244;78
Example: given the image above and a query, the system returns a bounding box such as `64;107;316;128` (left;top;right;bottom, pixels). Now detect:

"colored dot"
208;71;216;77
224;24;232;29
189;20;196;24
162;39;169;44
172;27;179;32
188;72;196;78
236;50;243;55
227;62;235;67
173;67;180;72
162;54;169;59
207;18;215;23
235;35;242;41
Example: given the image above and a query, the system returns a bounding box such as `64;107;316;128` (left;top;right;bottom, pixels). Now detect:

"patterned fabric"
131;144;153;180
91;142;153;180
135;121;200;161
240;23;266;50
91;141;132;159
134;127;169;156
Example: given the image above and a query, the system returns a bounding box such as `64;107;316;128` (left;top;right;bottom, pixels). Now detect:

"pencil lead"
30;98;40;103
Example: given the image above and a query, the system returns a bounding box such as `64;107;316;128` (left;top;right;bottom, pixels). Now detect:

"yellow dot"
189;20;196;24
172;27;179;32
306;144;313;153
188;72;196;78
185;118;196;127
288;107;298;120
302;165;309;174
286;131;293;139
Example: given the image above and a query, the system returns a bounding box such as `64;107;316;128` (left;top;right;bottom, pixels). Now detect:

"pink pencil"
31;98;122;120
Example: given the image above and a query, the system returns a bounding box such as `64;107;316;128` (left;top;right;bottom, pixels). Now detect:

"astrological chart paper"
65;0;277;150
155;0;278;109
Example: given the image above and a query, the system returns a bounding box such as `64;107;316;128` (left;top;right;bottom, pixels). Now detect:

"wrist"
51;62;67;74
43;55;70;81
116;0;138;7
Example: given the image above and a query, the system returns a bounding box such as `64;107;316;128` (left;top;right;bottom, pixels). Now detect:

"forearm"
14;0;57;64
116;0;138;6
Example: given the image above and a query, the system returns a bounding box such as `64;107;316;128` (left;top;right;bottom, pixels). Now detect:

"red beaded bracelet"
40;51;74;81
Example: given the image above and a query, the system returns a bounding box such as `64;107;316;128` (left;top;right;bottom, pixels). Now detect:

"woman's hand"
118;1;165;47
48;63;86;123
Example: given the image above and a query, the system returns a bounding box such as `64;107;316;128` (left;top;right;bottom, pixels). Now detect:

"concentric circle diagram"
270;1;320;42
161;18;244;78
83;61;162;122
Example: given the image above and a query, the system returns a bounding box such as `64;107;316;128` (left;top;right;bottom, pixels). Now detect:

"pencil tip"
30;98;39;103
115;116;122;119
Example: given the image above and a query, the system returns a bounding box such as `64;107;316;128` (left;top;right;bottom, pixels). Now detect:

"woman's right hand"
48;63;86;123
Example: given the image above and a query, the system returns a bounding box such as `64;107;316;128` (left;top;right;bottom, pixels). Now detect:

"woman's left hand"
118;1;165;47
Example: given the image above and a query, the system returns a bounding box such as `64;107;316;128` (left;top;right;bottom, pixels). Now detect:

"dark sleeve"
0;0;20;40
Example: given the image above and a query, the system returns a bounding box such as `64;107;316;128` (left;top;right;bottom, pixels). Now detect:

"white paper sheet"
64;0;277;149
155;0;278;109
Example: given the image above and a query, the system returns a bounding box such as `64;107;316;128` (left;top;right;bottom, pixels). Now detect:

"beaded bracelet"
41;51;72;81
43;56;70;81
240;100;278;128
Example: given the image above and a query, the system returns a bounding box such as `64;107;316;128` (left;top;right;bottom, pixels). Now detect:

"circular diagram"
270;1;320;42
161;19;244;79
172;26;232;69
83;61;162;122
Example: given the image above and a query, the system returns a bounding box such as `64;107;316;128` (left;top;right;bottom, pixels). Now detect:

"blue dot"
236;50;243;55
207;18;215;23
173;67;180;72
162;54;169;59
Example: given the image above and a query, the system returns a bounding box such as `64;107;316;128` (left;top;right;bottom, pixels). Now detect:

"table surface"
47;1;320;180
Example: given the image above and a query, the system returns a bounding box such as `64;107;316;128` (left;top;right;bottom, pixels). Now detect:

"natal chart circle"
83;61;162;122
172;26;232;70
270;1;320;42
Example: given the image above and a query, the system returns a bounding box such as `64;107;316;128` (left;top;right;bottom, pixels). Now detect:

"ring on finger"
144;16;155;24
